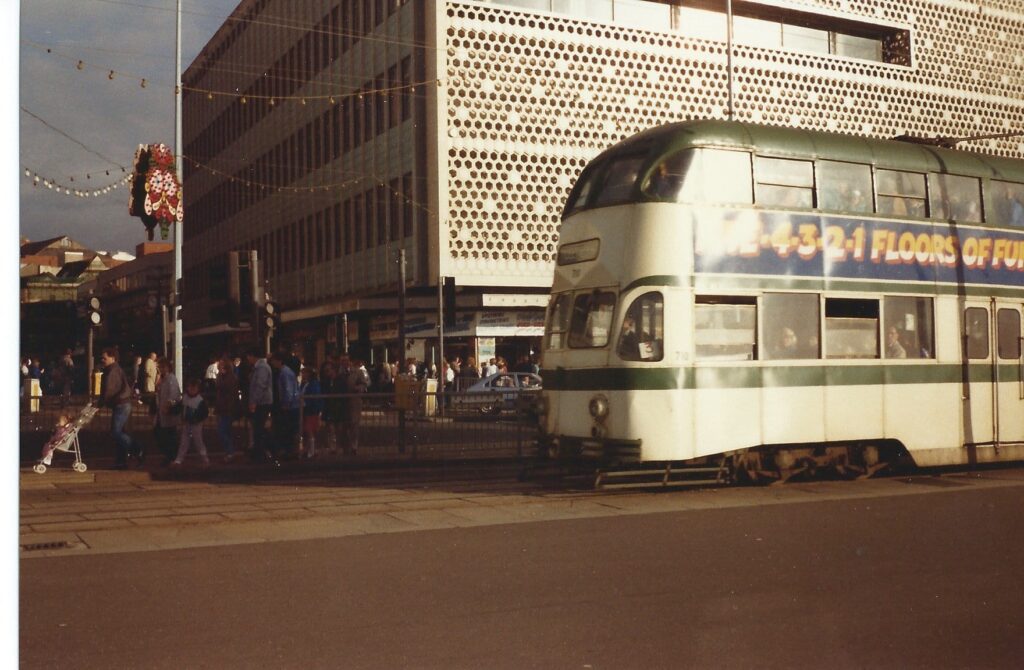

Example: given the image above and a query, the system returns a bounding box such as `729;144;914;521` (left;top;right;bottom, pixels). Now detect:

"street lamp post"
173;0;184;383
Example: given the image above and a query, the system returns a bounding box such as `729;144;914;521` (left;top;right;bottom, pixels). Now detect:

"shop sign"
476;310;545;336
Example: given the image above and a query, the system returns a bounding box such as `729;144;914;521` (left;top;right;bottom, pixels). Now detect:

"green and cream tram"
538;119;1024;479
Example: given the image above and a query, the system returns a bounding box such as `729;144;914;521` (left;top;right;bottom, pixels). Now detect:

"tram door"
962;303;994;448
962;300;1024;449
994;302;1024;446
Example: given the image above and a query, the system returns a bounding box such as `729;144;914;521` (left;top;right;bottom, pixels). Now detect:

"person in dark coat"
99;348;142;468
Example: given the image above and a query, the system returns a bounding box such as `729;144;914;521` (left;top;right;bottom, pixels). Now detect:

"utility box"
394;374;417;411
24;379;41;412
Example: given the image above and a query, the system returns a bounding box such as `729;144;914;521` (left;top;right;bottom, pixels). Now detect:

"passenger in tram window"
770;326;800;359
645;162;683;200
885;326;907;359
618;316;640;359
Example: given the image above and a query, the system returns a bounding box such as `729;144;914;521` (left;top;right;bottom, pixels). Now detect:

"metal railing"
20;389;542;464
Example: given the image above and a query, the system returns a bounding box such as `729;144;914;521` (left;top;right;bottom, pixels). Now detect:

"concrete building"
182;0;1024;368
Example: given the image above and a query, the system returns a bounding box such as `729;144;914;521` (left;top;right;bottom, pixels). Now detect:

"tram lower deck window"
884;297;934;359
695;296;756;361
826;298;879;358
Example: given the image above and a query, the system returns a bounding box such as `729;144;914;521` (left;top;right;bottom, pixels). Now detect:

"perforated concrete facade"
440;0;1024;288
182;0;1024;331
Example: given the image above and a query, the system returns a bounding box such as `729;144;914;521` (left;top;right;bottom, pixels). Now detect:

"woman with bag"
214;356;241;462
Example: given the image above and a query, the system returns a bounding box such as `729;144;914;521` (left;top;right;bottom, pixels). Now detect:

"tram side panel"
884;296;963;466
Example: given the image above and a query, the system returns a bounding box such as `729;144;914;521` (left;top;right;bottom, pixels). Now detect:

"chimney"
135;242;174;257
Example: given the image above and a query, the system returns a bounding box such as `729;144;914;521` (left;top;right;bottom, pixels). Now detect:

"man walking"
270;352;300;459
99;348;142;468
246;348;274;464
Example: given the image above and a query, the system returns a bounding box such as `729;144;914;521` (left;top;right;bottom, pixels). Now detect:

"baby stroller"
33;403;98;474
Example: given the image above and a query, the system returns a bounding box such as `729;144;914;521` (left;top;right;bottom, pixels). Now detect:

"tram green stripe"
621;275;684;293
542;363;1018;391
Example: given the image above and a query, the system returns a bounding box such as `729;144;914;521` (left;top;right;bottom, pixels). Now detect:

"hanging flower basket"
128;143;183;241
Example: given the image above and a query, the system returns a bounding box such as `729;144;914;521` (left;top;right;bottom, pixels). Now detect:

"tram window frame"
876;169;927;218
567;290;617;349
564;164;600;216
762;293;819;360
670;148;753;205
997;309;1021;360
590;154;646;208
928;173;982;222
990;180;1024;228
754;156;815;209
618;292;665;362
965;307;989;360
816;160;873;214
694;296;756;362
545;293;573;351
825;298;879;359
883;296;934;359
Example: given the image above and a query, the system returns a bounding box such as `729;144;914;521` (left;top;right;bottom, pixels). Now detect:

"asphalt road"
21;482;1024;669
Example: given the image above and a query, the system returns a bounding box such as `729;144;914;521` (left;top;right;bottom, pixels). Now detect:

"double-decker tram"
538;119;1024;482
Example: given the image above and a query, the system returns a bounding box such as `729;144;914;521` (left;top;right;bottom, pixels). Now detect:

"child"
40;414;75;466
299;367;323;459
173;379;210;467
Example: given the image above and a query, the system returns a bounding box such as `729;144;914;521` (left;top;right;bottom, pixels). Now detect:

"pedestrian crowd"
30;343;539;470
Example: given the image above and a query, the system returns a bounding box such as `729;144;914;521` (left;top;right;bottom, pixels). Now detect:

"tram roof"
604;120;1024;181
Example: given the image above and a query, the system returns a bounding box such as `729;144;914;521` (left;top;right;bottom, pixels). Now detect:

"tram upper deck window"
754;156;814;209
929;174;982;222
641;148;752;205
618;292;664;362
825;298;879;359
817;161;873;213
884;297;934;359
695;296;756;361
991;180;1024;228
876;170;927;218
591;155;646;208
568;290;616;348
545;293;572;350
762;293;819;360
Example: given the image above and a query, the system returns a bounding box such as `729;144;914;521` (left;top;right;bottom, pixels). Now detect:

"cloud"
19;0;240;252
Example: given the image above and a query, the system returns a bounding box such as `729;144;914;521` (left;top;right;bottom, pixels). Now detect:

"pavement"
20;456;1024;560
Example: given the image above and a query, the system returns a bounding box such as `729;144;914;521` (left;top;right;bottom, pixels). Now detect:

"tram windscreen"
568;290;617;348
641;148;753;204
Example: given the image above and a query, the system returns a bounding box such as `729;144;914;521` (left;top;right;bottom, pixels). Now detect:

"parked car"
450;372;542;416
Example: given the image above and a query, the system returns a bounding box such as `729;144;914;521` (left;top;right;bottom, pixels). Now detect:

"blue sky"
19;0;241;253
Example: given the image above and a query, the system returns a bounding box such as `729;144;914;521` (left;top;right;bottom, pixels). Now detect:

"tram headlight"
588;395;609;422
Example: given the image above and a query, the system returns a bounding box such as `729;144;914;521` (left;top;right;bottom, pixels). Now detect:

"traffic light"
87;296;102;327
227;250;259;328
262;298;280;332
442;276;456;328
